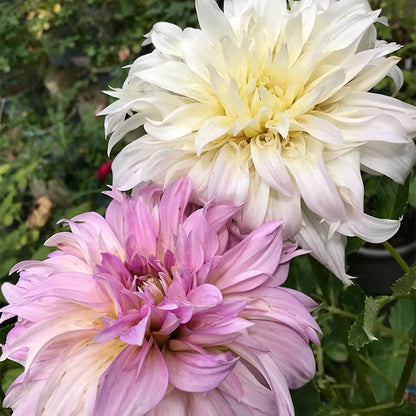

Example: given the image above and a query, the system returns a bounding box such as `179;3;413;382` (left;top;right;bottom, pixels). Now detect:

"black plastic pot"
347;240;416;296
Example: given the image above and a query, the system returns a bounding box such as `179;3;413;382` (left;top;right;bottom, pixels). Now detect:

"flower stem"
333;313;377;406
311;259;377;406
393;318;416;403
351;400;401;414
382;241;411;273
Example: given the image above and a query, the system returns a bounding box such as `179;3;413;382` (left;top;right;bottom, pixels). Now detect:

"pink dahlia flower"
1;178;320;416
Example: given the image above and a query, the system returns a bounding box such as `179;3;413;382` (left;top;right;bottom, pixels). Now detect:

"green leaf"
408;174;416;208
374;176;410;220
369;353;403;403
341;283;366;315
348;296;379;350
345;236;365;255
392;401;416;416
389;298;416;334
0;324;14;345
391;265;416;297
291;380;322;416
1;363;23;396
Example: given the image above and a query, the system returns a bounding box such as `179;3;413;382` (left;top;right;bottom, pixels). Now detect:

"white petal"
195;116;232;155
266;188;302;240
337;205;400;243
108;113;146;153
292;114;344;146
325;150;364;210
137;62;213;102
112;140;153;190
284;137;346;221
250;135;293;196
330;91;416;134
145;103;214;141
195;0;235;41
146;22;184;57
295;207;353;284
347;56;401;92
338;114;408;144
187;151;217;200
208;143;250;205
235;171;270;231
360;140;416;184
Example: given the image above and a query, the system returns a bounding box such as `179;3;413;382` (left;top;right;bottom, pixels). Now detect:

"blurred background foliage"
0;0;415;415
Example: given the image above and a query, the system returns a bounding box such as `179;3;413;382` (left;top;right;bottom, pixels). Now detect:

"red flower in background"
97;159;112;180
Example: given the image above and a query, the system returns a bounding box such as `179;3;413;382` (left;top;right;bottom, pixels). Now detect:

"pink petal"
188;388;235;415
124;197;157;257
158;178;194;251
187;283;223;309
209;221;284;291
164;348;238;392
182;209;219;260
249;320;317;389
94;342;168;416
145;387;188;416
220;361;276;416
229;341;295;416
175;228;205;271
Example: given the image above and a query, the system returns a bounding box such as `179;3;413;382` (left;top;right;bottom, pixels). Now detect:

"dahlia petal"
337;114;409;144
145;103;213;140
188;389;235;415
236;171;270;232
137;61;212;102
24;272;111;310
335;91;416;133
195;116;233;154
108;112;146;153
295;207;353;284
325;150;364;210
208;143;250;205
238;287;321;343
285;139;345;221
36;341;121;416
158;177;194;250
249;320;316;389
176;229;206;271
204;200;241;233
145;388;188;416
347;56;401;92
125;197;157;258
360;140;416;184
165;349;238;393
293;114;344;146
338;205;400;243
187;284;223;309
280;286;319;312
95;342;168;416
183;210;220;259
4;373;45;416
250;137;293;196
210;221;283;290
220;361;276;416
195;0;235;41
111;140;154;190
145;22;184;57
229;342;294;416
266;188;302;240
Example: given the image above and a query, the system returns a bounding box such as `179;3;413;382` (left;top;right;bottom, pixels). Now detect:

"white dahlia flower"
100;0;416;283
